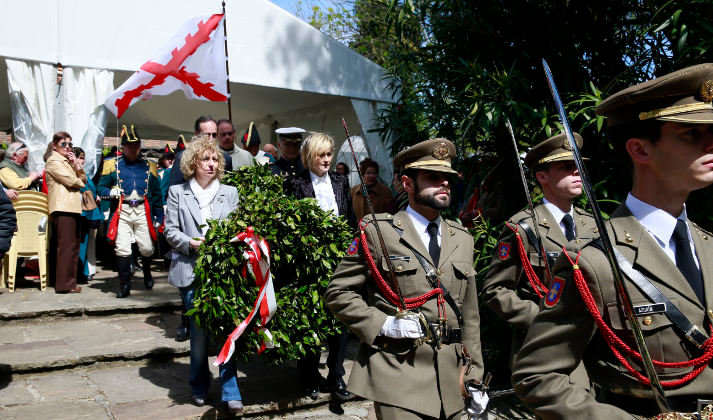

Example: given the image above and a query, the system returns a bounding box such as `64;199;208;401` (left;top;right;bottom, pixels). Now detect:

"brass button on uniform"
396;265;403;272
437;269;442;276
642;316;653;326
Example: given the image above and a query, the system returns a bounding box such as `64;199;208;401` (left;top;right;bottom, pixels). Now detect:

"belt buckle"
699;399;713;420
685;325;708;349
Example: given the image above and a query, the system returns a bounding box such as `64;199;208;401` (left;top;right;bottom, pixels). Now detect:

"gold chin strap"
639;102;713;121
404;159;452;170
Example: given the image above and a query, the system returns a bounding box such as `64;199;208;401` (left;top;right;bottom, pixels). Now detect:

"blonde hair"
300;132;334;171
180;135;225;180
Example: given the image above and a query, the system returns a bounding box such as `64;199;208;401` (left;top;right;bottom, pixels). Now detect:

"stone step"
0;311;188;374
0;270;182;322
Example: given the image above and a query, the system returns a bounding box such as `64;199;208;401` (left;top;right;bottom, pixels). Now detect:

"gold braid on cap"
639;102;713;121
120;125;128;139
130;124;137;141
404;159;453;169
538;151;574;164
246;122;255;147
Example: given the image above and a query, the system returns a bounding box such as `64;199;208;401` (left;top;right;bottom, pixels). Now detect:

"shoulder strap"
589;239;709;348
517;220;557;268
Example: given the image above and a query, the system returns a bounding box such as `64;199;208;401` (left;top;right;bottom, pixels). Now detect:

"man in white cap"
272;127;306;178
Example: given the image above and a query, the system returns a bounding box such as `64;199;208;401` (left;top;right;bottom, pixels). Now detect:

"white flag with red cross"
105;14;228;118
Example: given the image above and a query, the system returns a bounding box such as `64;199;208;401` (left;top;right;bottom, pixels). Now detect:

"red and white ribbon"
214;227;277;366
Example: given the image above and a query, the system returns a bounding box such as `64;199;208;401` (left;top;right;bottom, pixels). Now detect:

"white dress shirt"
543;198;575;238
310;170;339;215
625;193;699;268
405;205;441;250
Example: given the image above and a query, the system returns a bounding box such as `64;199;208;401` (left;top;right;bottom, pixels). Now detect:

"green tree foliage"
189;165;352;365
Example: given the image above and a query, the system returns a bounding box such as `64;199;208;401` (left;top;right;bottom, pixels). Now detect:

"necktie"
562;213;576;242
672;219;705;304
427;222;440;268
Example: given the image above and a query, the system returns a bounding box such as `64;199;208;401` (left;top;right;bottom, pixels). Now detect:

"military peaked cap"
392;138;458;174
524;133;584;169
596;63;713;127
275;127;306;142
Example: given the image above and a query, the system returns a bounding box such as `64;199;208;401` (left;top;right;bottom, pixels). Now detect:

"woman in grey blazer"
163;135;243;414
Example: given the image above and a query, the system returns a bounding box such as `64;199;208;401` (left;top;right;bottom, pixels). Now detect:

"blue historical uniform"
97;125;163;298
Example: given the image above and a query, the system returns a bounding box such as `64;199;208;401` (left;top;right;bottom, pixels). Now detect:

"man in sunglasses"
168;116;234;188
98;125;164;298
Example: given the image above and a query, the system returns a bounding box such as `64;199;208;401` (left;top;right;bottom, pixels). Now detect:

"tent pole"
222;1;233;122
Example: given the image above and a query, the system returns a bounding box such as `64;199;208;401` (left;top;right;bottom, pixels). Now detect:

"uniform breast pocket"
380;256;419;296
451;262;474;304
605;299;690;377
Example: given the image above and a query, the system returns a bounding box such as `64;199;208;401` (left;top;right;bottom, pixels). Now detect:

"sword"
541;59;669;413
505;118;553;283
341;118;407;311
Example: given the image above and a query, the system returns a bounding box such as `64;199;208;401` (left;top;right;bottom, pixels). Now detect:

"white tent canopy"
0;0;397;179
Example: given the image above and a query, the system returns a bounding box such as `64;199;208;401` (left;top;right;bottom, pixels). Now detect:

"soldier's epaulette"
690;221;711;241
101;157;117;175
358;213;395;230
574;206;590;216
147;160;158;177
445;218;469;233
575;236;603;253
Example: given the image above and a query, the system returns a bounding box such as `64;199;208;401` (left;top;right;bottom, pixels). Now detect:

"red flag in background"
105;14;228;118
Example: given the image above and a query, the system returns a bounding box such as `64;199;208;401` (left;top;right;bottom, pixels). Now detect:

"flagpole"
222;1;233;122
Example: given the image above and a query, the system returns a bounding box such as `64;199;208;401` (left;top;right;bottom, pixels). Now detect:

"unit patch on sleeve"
544;276;566;308
497;242;511;260
347;237;359;255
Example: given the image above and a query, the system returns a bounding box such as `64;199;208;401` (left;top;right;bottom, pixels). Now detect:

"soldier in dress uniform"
271;127;306;177
482;133;597;388
512;64;713;419
325;139;484;420
98;125;164;298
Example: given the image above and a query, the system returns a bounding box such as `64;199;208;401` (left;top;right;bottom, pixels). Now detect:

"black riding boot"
116;256;132;298
142;257;154;289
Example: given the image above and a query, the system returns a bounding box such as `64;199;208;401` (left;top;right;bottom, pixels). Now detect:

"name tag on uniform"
633;303;666;316
389;255;411;262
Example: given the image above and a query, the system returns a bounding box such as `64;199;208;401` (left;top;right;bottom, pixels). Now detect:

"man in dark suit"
0;186;17;260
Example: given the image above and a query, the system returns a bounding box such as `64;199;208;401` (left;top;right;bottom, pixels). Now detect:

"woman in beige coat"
45;131;85;293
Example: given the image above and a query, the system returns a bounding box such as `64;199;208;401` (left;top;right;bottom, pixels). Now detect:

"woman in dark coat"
283;132;355;401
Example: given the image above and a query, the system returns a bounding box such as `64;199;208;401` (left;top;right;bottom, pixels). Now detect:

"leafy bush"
188;164;353;365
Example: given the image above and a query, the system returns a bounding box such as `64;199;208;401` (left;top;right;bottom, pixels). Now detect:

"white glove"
465;383;489;419
109;188;122;199
379;314;424;339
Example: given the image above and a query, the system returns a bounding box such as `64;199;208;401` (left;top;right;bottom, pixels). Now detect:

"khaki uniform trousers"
115;204;154;257
374;402;461;420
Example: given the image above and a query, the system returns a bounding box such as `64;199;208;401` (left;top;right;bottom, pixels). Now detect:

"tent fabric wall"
350;99;393;183
6;58;113;175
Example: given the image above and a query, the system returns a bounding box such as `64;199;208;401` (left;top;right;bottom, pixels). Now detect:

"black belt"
590;239;709;348
124;199;144;208
428;323;461;345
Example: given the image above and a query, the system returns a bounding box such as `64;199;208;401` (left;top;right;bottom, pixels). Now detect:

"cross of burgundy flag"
105;14;228;118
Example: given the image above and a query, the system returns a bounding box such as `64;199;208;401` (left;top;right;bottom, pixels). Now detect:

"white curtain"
350;98;393;183
6;58;113;177
335;135;369;187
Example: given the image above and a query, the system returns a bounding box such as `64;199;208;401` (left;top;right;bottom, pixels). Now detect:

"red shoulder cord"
563;250;713;387
505;223;548;298
359;226;444;312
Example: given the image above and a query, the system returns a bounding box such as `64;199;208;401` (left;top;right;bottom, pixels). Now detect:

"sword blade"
505;118;553;283
541;59;669;413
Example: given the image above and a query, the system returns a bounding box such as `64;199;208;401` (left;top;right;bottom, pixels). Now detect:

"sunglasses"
59;141;73;148
206;133;217;138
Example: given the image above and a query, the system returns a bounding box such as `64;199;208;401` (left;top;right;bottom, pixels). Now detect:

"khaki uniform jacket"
45;151;84;214
512;205;713;419
325;211;483;418
482;204;596;367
